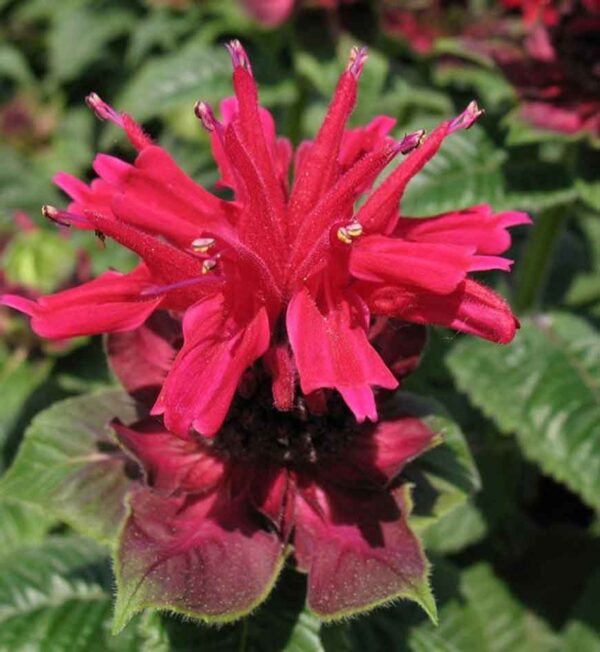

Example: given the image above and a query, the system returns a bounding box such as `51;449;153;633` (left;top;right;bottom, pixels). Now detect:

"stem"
514;206;567;313
238;618;249;652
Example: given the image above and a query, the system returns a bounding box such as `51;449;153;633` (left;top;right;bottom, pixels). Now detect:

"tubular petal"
287;285;397;422
152;295;271;437
360;278;519;344
1;267;161;339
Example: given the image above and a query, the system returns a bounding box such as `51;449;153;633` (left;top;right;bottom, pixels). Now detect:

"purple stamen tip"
449;100;484;134
225;39;251;71
194;101;216;132
42;205;89;228
347;46;368;79
396;129;426;155
85;92;124;127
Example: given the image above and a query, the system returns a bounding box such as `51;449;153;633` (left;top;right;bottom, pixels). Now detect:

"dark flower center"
211;369;360;466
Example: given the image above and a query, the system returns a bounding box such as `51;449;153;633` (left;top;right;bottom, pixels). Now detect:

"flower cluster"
2;42;527;623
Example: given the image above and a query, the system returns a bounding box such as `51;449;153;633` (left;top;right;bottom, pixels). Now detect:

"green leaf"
0;499;55;558
401;126;507;216
0;349;53;471
48;3;135;82
447;312;600;511
349;561;560;652
0;145;60;220
562;568;600;651
2;229;77;293
0;390;140;543
394;393;480;535
115;40;231;124
0;536;167;652
0;44;34;85
420;500;487;554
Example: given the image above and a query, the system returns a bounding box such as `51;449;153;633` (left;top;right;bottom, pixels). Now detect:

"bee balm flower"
2;41;528;439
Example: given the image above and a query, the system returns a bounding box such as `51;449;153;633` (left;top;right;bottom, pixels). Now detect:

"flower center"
210;370;360;466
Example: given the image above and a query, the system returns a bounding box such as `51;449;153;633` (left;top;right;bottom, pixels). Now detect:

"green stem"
238;618;249;652
514;206;567;313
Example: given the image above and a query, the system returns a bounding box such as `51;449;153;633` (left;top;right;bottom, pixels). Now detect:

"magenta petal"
294;482;435;621
287;285;397;422
113;419;226;496
107;311;180;405
1;266;161;339
114;485;286;629
153;294;271;437
327;415;436;489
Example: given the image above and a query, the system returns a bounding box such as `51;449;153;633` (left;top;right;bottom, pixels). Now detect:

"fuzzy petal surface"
294;482;434;621
114;484;285;629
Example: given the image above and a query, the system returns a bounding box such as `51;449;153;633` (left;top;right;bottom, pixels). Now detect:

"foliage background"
0;0;599;650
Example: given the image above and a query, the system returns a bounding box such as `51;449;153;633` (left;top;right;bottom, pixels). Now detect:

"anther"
225;40;251;71
449;100;484;134
202;259;218;274
191;237;216;253
345;222;363;238
194;101;216;132
41;205;89;228
85;93;124;127
347;46;368;79
337;220;363;244
397;129;426;155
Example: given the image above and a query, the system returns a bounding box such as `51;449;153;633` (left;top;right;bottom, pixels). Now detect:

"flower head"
2;41;528;439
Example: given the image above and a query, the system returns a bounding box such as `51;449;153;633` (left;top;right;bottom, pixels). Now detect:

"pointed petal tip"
449;100;485;134
0;293;37;316
225;39;251;71
347;46;368;79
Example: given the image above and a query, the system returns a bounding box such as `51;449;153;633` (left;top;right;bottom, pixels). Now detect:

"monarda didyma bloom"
2;41;528;624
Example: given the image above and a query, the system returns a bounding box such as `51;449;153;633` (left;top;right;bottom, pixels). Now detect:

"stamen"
225;39;251;71
140;275;223;297
396;129;426;155
194;101;217;132
191;237;216;253
337;227;352;244
85;93;124;128
202;258;218;274
41;205;89;228
449;100;484;134
345;222;363;238
347;46;368;79
336;221;363;244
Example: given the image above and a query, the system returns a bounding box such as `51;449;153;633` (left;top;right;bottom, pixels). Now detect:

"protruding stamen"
449;100;484;134
140;275;223;297
225;39;251;71
191;237;216;253
337;221;363;244
347;46;368;79
396;129;426;155
194;101;217;132
202;258;218;274
41;205;89;228
345;222;363;238
85;93;124;128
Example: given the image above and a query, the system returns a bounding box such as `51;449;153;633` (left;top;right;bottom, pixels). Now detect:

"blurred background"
0;0;599;650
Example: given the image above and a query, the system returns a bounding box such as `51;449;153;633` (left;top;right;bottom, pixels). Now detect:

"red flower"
493;2;600;137
107;315;437;624
2;42;527;439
